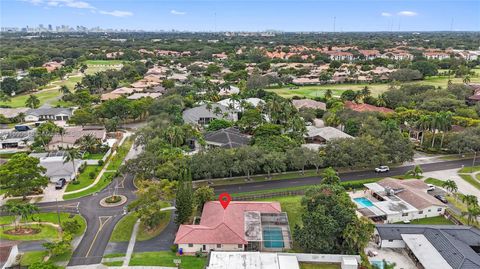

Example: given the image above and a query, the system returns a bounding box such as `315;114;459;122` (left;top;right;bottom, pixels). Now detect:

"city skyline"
1;0;479;32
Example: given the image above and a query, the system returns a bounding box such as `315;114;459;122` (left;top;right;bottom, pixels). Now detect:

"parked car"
434;194;448;203
375;166;390;173
55;178;66;190
14;125;32;132
427;184;435;191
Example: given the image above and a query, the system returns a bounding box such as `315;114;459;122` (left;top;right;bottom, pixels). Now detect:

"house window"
216;244;221;248
402;213;408;217
188;244;193;247
437;208;443;212
428;209;431;212
418;211;423;214
238;244;243;249
388;240;393;242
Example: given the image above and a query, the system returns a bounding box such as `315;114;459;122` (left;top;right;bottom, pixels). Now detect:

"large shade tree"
0;154;48;199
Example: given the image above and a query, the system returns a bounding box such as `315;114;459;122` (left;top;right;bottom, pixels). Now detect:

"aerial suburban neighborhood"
0;1;479;269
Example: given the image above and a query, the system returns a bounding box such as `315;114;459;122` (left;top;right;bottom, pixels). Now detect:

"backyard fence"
445;209;464;225
233;190;306;201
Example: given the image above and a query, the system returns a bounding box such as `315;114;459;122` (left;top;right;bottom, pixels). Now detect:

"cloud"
20;0;44;5
398;11;418;17
381;12;392;17
171;10;186;15
100;10;133;17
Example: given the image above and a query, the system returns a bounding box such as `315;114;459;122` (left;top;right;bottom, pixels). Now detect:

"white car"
427;184;435;191
375;166;390;173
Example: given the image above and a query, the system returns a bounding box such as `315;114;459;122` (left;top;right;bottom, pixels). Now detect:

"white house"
354;178;447;223
24;107;74;122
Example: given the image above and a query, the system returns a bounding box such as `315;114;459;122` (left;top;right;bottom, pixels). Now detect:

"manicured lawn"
137;209;171;241
104;253;126;258
103;261;123;266
458;174;480;190
30;213;87;237
0;215;16;225
20;251;48;266
84;60;126;65
107;138;133;171
300;263;340;269
399;216;454;225
63;172;116;200
66;165;101;192
0;224;60;241
0;88;60;108
424;177;445;187
129;251;206;268
110;213;138;242
266;73;480;99
256;196;303;231
48;250;72;263
458;166;480;173
82;152;105;160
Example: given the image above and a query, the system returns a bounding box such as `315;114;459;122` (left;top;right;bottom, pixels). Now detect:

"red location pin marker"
219;193;231;209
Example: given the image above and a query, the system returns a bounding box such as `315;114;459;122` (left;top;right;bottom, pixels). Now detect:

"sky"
1;0;479;32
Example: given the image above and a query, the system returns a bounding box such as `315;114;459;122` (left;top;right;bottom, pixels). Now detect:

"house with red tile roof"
344;101;394;114
359;49;381;60
174;201;292;254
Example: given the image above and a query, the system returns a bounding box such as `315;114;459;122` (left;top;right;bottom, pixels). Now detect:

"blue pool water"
371;260;384;269
354;197;374;207
263;227;284;248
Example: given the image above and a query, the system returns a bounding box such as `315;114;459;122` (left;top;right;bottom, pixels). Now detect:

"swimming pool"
354;197;374;207
371;260;384;269
263;227;284;248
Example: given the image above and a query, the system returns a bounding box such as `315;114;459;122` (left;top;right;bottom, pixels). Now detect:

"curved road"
37;174;137;266
14;157;474;266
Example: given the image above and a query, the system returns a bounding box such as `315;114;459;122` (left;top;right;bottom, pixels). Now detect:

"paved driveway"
422;169;480;198
40;183;66;203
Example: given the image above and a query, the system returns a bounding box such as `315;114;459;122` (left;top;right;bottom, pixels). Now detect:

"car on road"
375;166;390;173
427;184;435;191
55;178;66;190
434;194;448;203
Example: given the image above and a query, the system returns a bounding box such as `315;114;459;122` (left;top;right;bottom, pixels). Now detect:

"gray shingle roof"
26;107;73;117
204;128;251;148
376;224;480;269
182;104;235;124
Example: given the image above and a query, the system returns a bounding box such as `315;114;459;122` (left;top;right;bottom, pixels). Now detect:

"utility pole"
56;198;62;232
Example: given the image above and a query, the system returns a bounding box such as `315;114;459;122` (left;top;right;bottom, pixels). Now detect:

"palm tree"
442;180;458;195
63;147;82;182
415;115;432;146
25;95;40;109
463;206;480;225
74;82;84;91
58;127;66;145
4;203;22;231
361;86;371;101
19;204;39;227
324;89;333;99
461;194;479;208
321;167;340;185
0;91;11;103
437;111;453;148
463;75;471;84
430;113;439;148
58;85;70;95
406;165;423;178
75;134;100;153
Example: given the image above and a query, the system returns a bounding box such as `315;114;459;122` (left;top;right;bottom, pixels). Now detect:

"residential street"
5;157;475;266
214;158;476;194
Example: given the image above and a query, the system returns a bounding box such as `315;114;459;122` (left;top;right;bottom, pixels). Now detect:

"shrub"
89;171;96;179
98;159;104;166
170;245;178;253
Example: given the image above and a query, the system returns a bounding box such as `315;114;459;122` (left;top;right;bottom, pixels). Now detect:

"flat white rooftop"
207;252;300;269
401;234;453;269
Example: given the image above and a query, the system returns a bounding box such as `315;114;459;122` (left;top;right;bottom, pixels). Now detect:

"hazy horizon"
1;0;479;32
